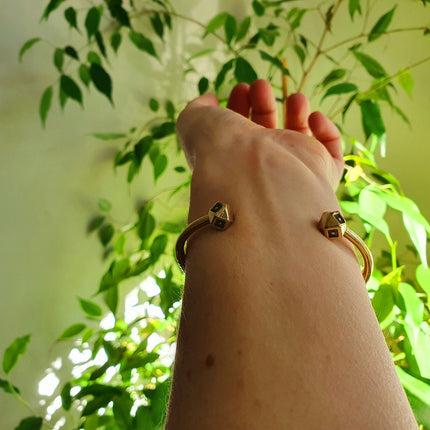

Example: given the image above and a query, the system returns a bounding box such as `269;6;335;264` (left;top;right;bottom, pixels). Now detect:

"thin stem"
297;0;343;93
322;26;428;55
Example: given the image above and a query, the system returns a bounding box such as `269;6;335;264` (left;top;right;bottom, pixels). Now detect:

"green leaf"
205;13;228;36
129;31;158;58
416;264;430;297
111;32;122;53
95;31;107;58
198;77;209;95
113;394;133;428
224;15;237;45
64;7;79;31
78;64;91;87
372;283;395;323
106;0;130;27
135;406;154;428
138;211;156;243
358;187;390;236
150;13;164;40
215;59;234;90
352;51;387;78
58;323;86;341
60;75;83;106
293;44;305;65
87;51;102;65
134;136;153;165
399;283;424;326
398;69;414;98
2;335;31;375
53;48;64;72
105;285;119;314
396;367;430;427
82;328;94;343
85;7;101;41
79;298;103;318
91;132;126;140
359;100;385;138
234;57;257;84
59;86;68;109
158;268;182;315
61;382;72;411
348;0;362;20
64;45;79;60
322;83;357;101
19;38;41;62
321;68;347;87
42;0;66;20
149;98;159;112
288;8;307;31
165;100;175;119
152;154;168;182
150;234;168;261
88;215;105;232
90;63;113;103
236;16;251;42
259;51;289;75
252;0;265;16
14;417;43;430
403;211;428;268
99;224;114;246
39;86;53;128
114;234;126;255
0;378;20;394
98;198;112;212
368;7;396;42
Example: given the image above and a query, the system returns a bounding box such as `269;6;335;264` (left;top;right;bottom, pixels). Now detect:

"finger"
227;83;251;118
250;79;278;128
286;93;311;135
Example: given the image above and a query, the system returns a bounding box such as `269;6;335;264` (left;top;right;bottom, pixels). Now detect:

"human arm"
165;80;418;429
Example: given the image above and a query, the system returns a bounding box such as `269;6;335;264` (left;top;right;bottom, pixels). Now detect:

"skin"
165;80;418;429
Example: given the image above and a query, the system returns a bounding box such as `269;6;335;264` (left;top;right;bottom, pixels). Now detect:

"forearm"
166;184;417;429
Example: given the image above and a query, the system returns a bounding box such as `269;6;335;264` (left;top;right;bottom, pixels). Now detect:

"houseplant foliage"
2;0;430;428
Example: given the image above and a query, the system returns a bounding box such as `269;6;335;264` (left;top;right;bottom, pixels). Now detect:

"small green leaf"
85;7;101;41
398;69;414;98
138;211;156;242
399;283;424;326
53;48;64;72
59;86;68;109
99;224;114;246
88;215;105;232
90;63;113;103
114;234;126;255
60;75;83;106
372;283;395;323
165;100;175;119
42;0;66;20
87;51;102;65
0;378;20;394
129;31;157;58
82;328;94;343
293;44;305;65
198;77;209;95
150;13;164;39
403;211;428;268
90;132;126;140
236;16;251;42
39;86;53;128
58;323;86;341
98;198;112;212
360;100;385;138
174;166;186;173
259;51;289;75
224;15;237;45
79;298;103;318
252;0;265;16
348;0;362;20
151;122;175;139
14;417;43;430
150;234;168;260
368;7;396;42
64;7;79;31
19;38;41;62
288;8;307;31
64;46;79;60
205;13;228;36
134;136;153;164
234;57;257;84
215;59;234;90
105;285;119;314
353;51;387;78
111;32;122;53
322;82;357;101
61;382;72;411
149;98;159;112
2;335;31;375
417;264;430;297
78;64;91;87
106;1;130;27
321;68;347;87
152;154;168;182
95;31;107;58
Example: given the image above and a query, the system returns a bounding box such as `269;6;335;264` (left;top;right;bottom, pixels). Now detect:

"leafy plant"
3;0;430;428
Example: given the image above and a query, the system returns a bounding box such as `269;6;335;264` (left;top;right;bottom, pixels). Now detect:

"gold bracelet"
176;203;373;282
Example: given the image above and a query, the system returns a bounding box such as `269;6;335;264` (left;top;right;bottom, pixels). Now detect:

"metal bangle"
176;203;373;283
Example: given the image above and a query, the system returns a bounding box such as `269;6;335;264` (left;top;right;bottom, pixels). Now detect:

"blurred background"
1;0;429;428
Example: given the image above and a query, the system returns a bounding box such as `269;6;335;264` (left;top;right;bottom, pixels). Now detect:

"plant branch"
297;0;343;93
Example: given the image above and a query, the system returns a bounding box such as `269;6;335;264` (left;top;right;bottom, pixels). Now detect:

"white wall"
1;0;429;428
